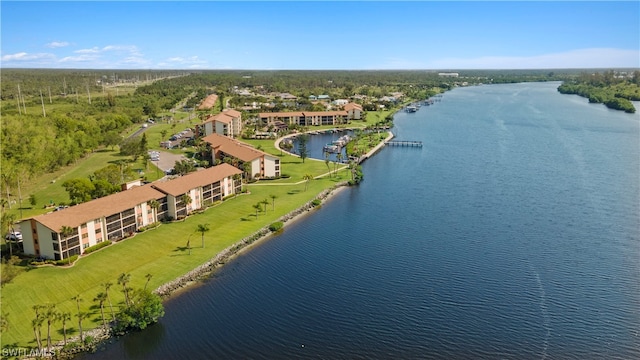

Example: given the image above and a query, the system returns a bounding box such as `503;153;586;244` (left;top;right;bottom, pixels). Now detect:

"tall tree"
303;173;313;191
298;134;309;163
59;312;71;346
44;304;57;353
144;273;153;291
118;273;132;307
93;292;108;327
76;311;87;342
196;223;210;248
180;194;192;215
148;199;160;223
60;226;75;263
270;194;277;211
103;282;116;322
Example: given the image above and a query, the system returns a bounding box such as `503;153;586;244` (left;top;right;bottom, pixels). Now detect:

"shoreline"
153;181;349;299
32;129;391;358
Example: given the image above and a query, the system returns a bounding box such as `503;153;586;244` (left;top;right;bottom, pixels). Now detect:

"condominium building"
196;109;242;138
202;133;281;179
18;164;242;261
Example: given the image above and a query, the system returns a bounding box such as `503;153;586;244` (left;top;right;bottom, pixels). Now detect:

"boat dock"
385;140;423;147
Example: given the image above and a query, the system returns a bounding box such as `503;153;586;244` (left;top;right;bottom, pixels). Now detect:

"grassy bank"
0;140;354;349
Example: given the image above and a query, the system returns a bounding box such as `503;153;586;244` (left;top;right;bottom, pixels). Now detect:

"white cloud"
45;41;70;48
157;55;208;68
1;52;55;62
427;48;640;69
60;54;98;63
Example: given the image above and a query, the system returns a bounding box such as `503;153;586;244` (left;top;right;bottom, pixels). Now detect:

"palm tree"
270;194;277;211
180;194;192;215
186;235;192;255
148;199;160;223
253;203;261;218
31;305;43;349
76;312;87;342
196;224;210;248
117;273;132;307
103;282;116;321
44;304;57;352
59;312;71;346
303;173;313;191
32;317;43;350
60;225;75;264
324;151;331;177
335;152;343;175
93;292;108;327
4;213;17;258
144;273;153;291
261;198;269;213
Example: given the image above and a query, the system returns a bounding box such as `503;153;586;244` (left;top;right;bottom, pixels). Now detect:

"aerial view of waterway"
84;82;639;359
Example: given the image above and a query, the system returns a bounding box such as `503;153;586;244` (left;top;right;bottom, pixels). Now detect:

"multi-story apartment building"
18;164;242;261
203;133;281;179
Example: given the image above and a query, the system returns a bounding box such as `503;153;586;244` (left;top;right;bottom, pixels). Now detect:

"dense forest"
557;70;640;113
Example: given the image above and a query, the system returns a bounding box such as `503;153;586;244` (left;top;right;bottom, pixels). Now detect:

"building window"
82;233;88;239
83;243;90;249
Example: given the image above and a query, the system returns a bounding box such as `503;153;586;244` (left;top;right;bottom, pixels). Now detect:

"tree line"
557;70;640;113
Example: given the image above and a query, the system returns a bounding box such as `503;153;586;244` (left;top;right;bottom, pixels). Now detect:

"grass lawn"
0;150;354;349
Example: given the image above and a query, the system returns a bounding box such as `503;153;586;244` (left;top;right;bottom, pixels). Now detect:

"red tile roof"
30;184;166;232
202;133;271;162
152;163;241;197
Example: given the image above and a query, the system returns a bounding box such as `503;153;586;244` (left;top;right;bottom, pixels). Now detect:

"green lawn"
0;151;353;348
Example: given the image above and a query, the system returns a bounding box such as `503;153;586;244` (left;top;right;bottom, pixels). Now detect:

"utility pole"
40;89;46;117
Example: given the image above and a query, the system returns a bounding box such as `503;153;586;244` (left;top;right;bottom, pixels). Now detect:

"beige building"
196;109;242;138
203;133;281;179
343;103;363;120
18;164;242;261
258;110;349;127
152;164;241;219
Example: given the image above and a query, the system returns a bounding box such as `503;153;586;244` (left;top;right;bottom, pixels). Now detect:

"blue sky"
1;1;639;70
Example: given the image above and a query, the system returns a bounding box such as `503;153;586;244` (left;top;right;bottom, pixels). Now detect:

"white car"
5;231;22;241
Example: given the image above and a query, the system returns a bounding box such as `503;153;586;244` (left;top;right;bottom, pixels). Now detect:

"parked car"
5;231;22;241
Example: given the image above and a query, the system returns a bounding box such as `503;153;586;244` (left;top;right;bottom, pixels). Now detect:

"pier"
385;140;423;147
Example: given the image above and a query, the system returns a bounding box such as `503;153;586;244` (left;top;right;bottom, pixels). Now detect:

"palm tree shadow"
170;246;191;256
288;189;301;194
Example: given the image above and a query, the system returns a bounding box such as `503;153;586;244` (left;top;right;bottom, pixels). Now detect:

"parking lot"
161;128;195;149
150;150;188;173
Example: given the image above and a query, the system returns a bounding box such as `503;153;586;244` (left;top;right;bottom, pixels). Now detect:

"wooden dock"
385;140;423;147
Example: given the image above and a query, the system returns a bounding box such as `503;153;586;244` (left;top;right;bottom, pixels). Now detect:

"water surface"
86;82;640;359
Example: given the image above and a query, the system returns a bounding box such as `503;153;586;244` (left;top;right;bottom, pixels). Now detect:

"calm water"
85;82;640;359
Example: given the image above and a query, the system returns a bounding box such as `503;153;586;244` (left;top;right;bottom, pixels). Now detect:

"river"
84;82;640;359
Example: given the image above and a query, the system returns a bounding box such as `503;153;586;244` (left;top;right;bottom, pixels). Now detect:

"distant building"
343;103;363;120
198;94;219;110
438;72;459;77
196;109;242;138
258;110;349;126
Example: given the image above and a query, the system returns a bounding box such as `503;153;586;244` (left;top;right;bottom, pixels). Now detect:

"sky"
1;1;639;70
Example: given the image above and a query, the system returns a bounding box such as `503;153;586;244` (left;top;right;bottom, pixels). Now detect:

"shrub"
55;255;79;266
113;289;165;335
311;199;322;207
83;241;111;254
269;222;284;232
